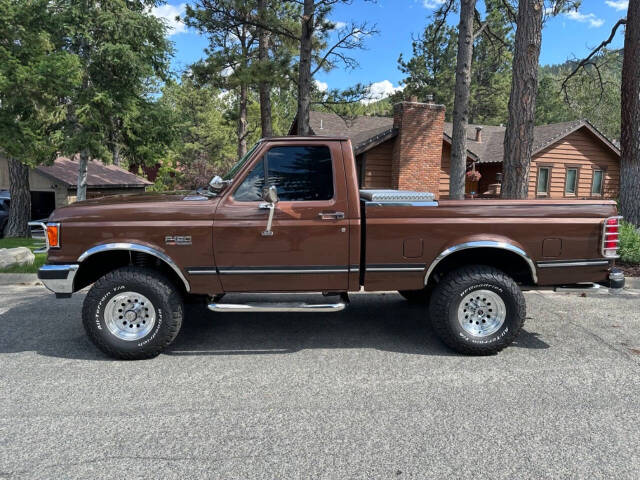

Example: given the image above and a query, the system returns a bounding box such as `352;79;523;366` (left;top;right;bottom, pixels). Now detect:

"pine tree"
57;0;171;201
0;0;80;236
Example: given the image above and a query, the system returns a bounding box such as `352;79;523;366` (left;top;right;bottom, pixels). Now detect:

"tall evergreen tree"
450;0;478;199
58;0;171;201
620;2;639;225
0;0;80;236
500;0;544;199
398;15;458;116
185;1;259;158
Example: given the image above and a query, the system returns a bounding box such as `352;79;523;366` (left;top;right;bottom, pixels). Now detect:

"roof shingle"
307;111;620;162
36;157;152;188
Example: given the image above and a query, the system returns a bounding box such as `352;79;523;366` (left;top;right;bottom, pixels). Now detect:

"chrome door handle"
318;211;345;220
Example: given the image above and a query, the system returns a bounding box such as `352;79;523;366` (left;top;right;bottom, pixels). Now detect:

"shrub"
619;221;640;264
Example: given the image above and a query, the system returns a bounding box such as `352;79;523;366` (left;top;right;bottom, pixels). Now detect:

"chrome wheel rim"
104;291;156;341
458;289;506;337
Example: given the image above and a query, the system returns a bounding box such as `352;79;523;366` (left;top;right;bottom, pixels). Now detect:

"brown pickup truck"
32;136;625;359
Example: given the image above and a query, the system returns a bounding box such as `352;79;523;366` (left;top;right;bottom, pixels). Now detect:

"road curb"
625;277;640;290
0;273;40;286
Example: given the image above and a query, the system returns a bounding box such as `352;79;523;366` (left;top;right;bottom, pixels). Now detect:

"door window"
233;146;334;202
266;146;333;201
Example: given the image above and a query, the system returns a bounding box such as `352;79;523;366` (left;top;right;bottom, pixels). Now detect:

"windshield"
222;142;260;181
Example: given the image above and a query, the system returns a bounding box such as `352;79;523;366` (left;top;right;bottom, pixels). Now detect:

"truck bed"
360;191;617;291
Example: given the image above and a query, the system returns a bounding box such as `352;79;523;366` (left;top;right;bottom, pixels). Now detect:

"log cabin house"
290;99;621;200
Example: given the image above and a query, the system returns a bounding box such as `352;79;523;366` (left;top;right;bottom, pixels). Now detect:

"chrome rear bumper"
38;264;79;296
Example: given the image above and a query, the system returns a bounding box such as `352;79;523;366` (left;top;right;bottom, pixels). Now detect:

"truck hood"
49;191;221;223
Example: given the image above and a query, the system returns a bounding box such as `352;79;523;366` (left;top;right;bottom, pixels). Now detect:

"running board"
208;296;348;313
554;282;601;292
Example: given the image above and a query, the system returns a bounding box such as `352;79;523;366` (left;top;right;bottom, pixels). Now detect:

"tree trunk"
500;0;543;199
449;0;476;200
258;0;273;138
296;0;314;136
77;150;89;202
112;143;121;167
237;82;248;158
620;0;640;226
6;159;31;238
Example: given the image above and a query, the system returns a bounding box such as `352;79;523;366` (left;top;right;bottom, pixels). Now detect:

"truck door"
212;140;350;292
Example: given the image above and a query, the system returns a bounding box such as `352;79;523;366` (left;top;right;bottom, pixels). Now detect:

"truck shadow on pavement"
168;294;550;357
0;292;549;360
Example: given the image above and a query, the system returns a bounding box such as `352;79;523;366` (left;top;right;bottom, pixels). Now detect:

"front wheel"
82;267;184;360
428;265;526;355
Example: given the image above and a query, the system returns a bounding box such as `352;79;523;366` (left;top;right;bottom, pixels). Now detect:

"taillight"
602;216;622;258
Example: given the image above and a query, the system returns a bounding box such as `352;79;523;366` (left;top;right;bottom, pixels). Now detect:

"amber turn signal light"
46;223;60;248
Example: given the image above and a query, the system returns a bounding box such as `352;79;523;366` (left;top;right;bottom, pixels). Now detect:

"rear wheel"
82;266;184;360
428;265;525;355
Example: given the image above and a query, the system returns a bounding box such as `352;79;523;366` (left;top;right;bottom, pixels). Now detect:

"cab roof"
259;135;349;142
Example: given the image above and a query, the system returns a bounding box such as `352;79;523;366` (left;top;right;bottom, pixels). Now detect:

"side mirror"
209;175;226;193
262;185;279;204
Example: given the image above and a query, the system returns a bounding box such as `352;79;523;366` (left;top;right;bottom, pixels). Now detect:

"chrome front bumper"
38;264;79;296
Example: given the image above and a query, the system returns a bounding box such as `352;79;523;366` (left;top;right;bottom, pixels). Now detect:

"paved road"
1;283;639;479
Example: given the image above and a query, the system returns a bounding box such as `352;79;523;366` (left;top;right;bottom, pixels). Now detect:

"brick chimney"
391;97;445;197
475;126;483;142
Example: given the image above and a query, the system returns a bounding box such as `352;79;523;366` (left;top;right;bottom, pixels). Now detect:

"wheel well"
74;250;188;295
426;247;536;288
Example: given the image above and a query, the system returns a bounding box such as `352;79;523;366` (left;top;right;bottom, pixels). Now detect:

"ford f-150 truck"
32;136;625;359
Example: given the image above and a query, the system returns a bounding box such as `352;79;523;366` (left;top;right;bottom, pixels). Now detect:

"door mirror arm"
260;186;279;237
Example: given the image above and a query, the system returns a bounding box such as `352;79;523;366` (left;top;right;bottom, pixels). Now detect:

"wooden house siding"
439;142;451;197
361;139;393;188
527;128;619;199
352;126;619;199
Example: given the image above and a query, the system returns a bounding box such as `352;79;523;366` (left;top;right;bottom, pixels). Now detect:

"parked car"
31;136;625;359
0;191;9;238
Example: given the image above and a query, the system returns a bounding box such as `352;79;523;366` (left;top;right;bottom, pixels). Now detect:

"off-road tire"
398;288;430;304
82;266;184;360
428;265;526;355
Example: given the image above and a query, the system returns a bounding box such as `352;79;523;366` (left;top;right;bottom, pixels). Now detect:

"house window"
591;169;604;195
565;168;577;195
536;167;551;196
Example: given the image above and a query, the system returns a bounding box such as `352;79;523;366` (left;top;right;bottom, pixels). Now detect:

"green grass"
0;237;47;273
619;221;640;265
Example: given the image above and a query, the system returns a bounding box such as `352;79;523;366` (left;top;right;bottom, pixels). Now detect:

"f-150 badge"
165;235;192;246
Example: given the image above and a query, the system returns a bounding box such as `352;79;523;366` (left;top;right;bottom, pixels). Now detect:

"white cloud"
422;0;446;9
221;66;234;77
605;0;628;11
564;10;604;28
151;3;186;36
332;21;347;30
314;80;329;92
361;80;404;105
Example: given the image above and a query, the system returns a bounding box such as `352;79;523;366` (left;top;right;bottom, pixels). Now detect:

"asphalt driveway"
1;283;639;479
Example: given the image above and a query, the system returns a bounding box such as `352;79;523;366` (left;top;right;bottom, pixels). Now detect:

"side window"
536;167;550;196
591;169;604;195
234;159;265;201
265;146;334;201
565;168;577;195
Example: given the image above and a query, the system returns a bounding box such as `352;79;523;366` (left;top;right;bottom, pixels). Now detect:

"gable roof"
302;111;397;154
305;111;620;163
36;156;152;189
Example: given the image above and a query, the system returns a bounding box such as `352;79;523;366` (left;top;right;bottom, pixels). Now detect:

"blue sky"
153;0;628;100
